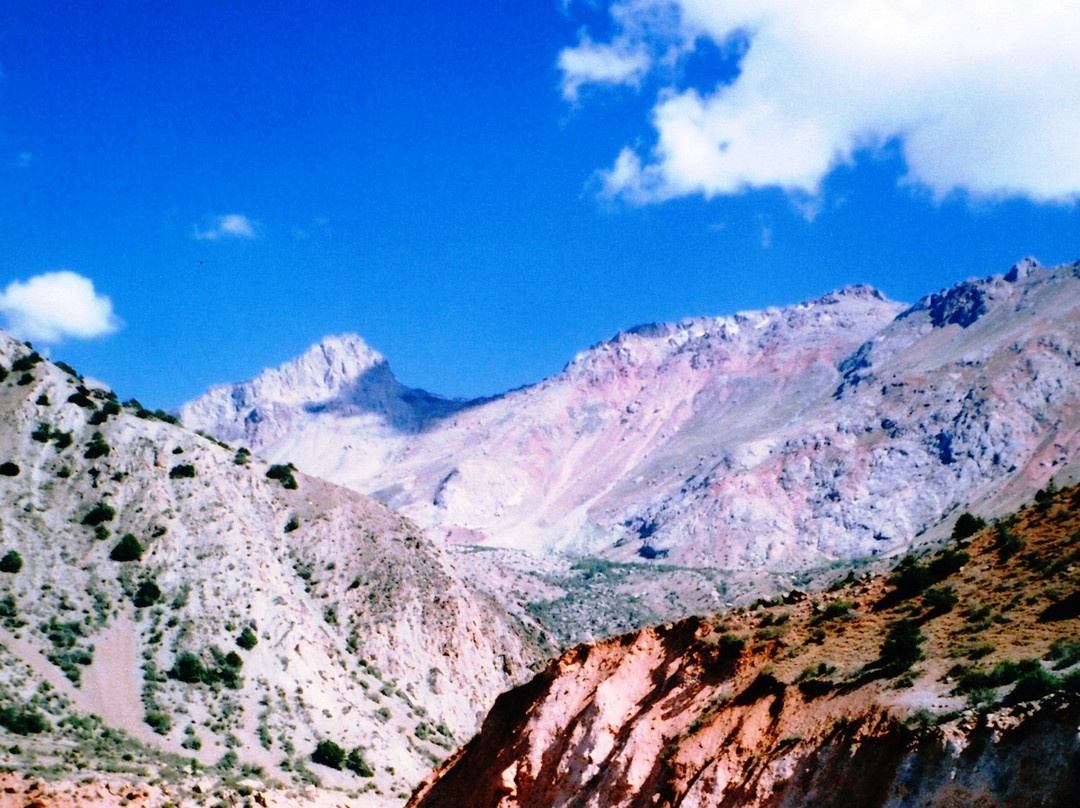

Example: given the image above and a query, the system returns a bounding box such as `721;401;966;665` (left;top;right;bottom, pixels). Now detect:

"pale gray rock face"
0;335;543;797
184;260;1080;570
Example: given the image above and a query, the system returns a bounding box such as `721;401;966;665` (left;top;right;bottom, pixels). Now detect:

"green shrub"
81;502;116;526
144;710;172;735
284;517;299;533
928;549;969;580
0;706;49;735
1048;639;1080;670
53;430;73;450
819;600;855;621
169;464;196;479
35;394;49;405
11;352;41;372
67;392;96;409
57;465;71;478
133;581;162;608
888;556;933;599
236;627;258;650
54;361;78;377
110;534;144;562
31;422;51;442
345;747;375;777
84;432;110;459
234;447;251;465
311;739;345;769
1005;666;1060;705
717;633;746;655
0;462;19;476
168;652;207;684
996;525;1025;561
94;525;110;541
922;586;958;613
880;619;924;673
0;550;23;573
266;463;299;490
952;512;986;540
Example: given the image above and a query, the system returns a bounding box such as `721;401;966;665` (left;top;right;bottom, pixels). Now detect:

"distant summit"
180;333;468;450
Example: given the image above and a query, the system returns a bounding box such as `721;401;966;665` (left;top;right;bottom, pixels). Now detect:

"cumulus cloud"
194;213;256;241
0;271;121;343
562;0;1080;203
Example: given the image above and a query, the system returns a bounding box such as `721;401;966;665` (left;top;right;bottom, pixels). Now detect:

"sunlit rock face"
185;259;1080;570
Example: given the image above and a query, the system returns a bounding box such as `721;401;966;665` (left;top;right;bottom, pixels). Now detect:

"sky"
1;1;1079;409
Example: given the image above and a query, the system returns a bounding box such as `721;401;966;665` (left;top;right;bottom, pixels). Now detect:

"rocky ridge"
0;333;545;805
409;484;1080;807
184;259;1080;570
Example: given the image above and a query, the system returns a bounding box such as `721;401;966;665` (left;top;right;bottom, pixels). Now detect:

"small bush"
0;706;49;735
133;581;162;608
144;711;172;735
717;633;746;655
55;361;78;377
236;627;258;650
888;556;934;599
0;462;18;477
94;525;110;541
53;430;73;450
0;550;23;573
169;464;196;479
284;517;299;533
168;652;207;684
31;422;51;442
57;465;71;478
81;502;117;526
880;619;924;673
266;463;299;490
311;739;345;770
110;534;144;562
35;394;49;405
996;525;1025;561
819;600;855;621
928;549;969;580
922;586;959;613
952;512;986;541
83;432;110;460
345;747;375;777
67;392;97;409
234;447;251;465
11;352;42;372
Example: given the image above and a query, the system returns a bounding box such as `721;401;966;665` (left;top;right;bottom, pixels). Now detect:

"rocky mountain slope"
0;333;546;805
409;484;1080;807
182;258;1080;569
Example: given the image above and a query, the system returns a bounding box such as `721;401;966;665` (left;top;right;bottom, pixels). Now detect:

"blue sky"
1;1;1078;408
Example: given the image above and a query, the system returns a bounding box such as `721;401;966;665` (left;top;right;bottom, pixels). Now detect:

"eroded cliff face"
409;483;1080;808
184;260;1080;570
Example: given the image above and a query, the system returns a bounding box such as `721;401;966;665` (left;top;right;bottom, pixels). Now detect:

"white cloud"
0;271;121;343
567;0;1080;203
559;34;652;100
194;213;256;241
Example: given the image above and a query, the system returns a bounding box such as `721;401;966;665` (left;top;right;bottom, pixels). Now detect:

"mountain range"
183;257;1080;570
